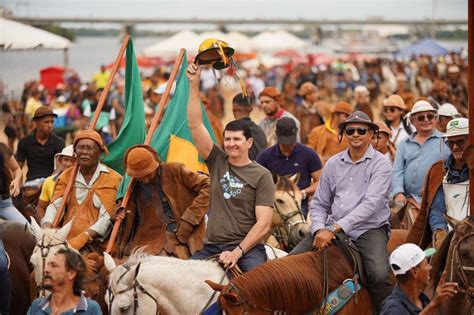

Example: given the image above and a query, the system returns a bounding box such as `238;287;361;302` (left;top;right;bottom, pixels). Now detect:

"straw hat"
383;95;406;111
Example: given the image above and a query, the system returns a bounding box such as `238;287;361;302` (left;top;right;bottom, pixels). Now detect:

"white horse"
28;218;73;288
104;251;229;314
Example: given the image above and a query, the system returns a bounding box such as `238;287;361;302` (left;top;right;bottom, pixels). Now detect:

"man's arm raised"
186;63;214;160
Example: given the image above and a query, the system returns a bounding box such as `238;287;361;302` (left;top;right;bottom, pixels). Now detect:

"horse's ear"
56;219;73;240
444;214;460;231
29;216;43;240
205;280;224;292
289;173;300;185
272;173;280;185
103;252;117;272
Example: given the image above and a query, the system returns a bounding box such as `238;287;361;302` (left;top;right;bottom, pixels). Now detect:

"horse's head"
445;215;474;298
273;174;309;249
29;218;72;286
104;252;159;315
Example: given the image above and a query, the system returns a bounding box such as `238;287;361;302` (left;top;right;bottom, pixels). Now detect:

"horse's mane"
230;247;353;313
275;175;297;194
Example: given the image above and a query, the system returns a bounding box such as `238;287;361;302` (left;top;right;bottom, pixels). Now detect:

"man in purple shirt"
291;111;393;313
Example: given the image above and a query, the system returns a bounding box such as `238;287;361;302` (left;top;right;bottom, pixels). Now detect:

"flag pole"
52;35;131;227
105;48;186;254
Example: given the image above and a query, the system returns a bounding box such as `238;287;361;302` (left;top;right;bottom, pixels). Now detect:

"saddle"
333;233;368;288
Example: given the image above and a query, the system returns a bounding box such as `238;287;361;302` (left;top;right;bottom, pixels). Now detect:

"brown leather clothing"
295;104;324;144
115;162;210;259
406;161;445;248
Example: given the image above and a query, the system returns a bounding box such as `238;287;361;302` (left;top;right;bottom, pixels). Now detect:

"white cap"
409;100;437;116
153;81;176;95
390;244;436;276
354;85;369;94
437;103;459;117
445;118;469;138
54;145;74;169
56;95;66;103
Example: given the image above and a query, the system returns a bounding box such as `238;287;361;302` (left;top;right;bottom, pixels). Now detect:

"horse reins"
108;262;160;315
450;229;474;298
273;190;306;247
36;235;69;296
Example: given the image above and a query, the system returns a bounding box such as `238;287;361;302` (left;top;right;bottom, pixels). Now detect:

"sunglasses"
383;107;399;113
446;139;466;148
414;113;436;122
345;127;368;136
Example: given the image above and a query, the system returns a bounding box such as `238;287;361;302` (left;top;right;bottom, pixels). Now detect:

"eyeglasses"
345;127;368;136
414;113;436;122
446;139;466;148
383;107;398;113
75;145;99;153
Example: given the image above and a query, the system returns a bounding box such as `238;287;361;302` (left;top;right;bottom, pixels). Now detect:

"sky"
2;0;467;21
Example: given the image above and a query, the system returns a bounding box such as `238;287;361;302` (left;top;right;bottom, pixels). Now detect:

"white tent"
225;32;255;53
0;17;71;50
252;30;307;53
143;30;201;57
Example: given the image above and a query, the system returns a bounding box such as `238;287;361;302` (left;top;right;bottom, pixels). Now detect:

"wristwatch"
327;225;338;234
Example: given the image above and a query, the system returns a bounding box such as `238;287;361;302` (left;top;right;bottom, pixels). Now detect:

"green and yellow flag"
150;53;217;173
103;38;146;174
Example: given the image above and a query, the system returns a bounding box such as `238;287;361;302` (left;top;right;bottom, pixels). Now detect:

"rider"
187;62;275;272
41;130;122;252
114;144;210;259
291;111;393;314
407;118;470;249
257;117;322;216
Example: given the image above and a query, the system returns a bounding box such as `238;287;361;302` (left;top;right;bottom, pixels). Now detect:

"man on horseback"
407;118;470;249
113;144;210;259
291;111;393;313
41;130;122;252
187;62;275;272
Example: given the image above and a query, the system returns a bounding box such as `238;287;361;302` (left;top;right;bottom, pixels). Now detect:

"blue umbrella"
395;39;449;58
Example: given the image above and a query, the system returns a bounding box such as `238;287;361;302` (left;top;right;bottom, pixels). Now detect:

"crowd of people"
0;48;470;314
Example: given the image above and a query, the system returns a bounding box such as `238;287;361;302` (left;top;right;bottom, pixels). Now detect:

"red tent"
40;66;65;92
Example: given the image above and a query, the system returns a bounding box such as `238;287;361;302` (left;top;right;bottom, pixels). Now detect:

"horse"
267;174;309;251
0;218;36;315
430;215;474;315
207;246;373;314
13;185;42;223
104;250;230;315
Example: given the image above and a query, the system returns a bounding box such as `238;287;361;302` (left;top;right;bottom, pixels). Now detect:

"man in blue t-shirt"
257;117;322;216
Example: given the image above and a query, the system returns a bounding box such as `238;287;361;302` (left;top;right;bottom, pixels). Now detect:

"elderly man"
307;101;353;163
41;130;122;252
392;100;449;207
114;145;210;259
28;248;102;314
407;118;469;249
16;106;65;187
187;62;275;272
257;117;322;216
292;111;393;313
437;103;460;133
381;244;458;314
258;87;301;146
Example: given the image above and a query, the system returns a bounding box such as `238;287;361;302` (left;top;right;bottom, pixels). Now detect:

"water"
0;36;161;97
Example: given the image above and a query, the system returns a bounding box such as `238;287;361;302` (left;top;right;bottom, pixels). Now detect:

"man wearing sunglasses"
407;118;469;249
392;101;449;209
292;111;393;313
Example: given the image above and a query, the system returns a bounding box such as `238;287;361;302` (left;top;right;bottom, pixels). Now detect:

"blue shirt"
28;293;102;315
381;284;430;314
391;131;449;203
428;156;469;232
310;145;392;240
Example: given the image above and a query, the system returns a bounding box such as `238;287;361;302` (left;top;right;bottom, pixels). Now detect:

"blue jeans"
0;240;11;315
290;226;392;314
0;198;28;225
191;244;267;273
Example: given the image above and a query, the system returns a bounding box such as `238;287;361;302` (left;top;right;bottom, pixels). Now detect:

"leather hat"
33;106;57;120
338;111;379;132
73;130;108;155
195;38;235;70
331;101;353;116
124;145;159;178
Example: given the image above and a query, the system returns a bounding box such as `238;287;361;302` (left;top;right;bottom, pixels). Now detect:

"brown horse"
0;219;36;315
430;215;474;315
207;247;372;314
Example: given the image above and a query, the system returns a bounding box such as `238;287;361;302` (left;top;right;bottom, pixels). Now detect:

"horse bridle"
108;263;160;315
35;235;69;296
273;190;306;247
451;229;474;298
